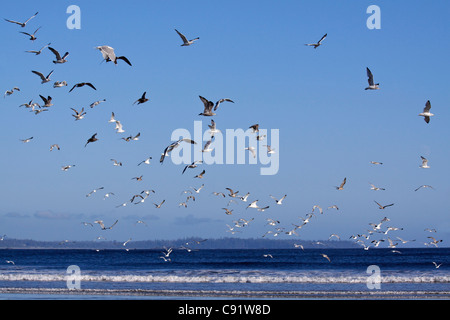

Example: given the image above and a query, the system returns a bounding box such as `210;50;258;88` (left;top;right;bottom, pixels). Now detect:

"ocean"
0;248;448;300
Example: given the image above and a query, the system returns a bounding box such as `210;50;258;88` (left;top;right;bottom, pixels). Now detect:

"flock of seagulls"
1;10;445;270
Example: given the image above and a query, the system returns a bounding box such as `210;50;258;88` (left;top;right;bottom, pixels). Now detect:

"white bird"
320;254;331;262
160;138;197;164
61;165;75;171
370;183;385;191
414;185;434;192
182;160;203;174
86;187;104;197
263;254;273;259
32;70;54;84
432;262;442;269
175;29;199;46
26;42;51;55
71;107;86;121
208;119;220;136
95;45;132;66
240;192;250;202
245;146;256;158
201;139;214;153
418;100;434;124
108;112;117;123
49;47;69;64
110;159;122;167
5;260;15;265
246;200;260;209
138;157;152;166
370;161;383;165
20;137;33;143
191;184;205;194
305;33;327;48
4;87;20;98
269;194;287;205
20;26;41;41
90;99;106;108
4;12;38;27
94;220;118;230
53;81;67;88
419;156;430;169
365;68;380;90
114;120;125;133
263;145;276;154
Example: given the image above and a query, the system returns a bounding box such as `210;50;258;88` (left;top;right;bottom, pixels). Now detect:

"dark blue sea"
0;248;448;299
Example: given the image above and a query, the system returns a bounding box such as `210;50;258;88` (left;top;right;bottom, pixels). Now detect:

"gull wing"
48;47;62;60
214;98;234;111
318;33;327;44
175;29;189;44
423;100;431;113
366;68;374;86
199;96;214;113
32;70;46;81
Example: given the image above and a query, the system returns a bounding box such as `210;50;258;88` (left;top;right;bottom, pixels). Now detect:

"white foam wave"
0;273;449;284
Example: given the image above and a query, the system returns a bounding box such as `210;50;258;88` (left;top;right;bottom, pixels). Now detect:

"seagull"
48;47;69;64
114;120;125;133
419;156;430;169
264;145;276;154
50;144;60;151
153;200;166;208
85;133;98;147
327;205;339;211
20;26;41;41
26;42;51;55
305;33;327;48
427;236;443;247
61;165;75;171
95;45;132;66
191;184;205;194
240;192;250;202
94;220;118;230
110;159;122;167
201;139;214;153
263;254;273;259
108;112;117;123
418;100;434;124
370;161;383;165
138;156;152;166
160;138;197;164
39;95;53;107
135;220;148;227
175;29;199;46
328;234;340;240
5;260;15;265
225;188;239;198
257;206;270;212
335;177;347;190
370;183;385;191
90;99;106;108
365;68;380;90
208;119;220;136
245;146;256;158
71;107;86;121
213;98;234;111
20;137;33;143
246;200;260;209
69;82;96;93
222;208;233;215
320;254;331;262
424;228;437;233
4;12;38;27
53;81;67;88
270;194;287;205
249;124;259;133
86;187;105;197
374;201;394;210
414;185;435;192
4;87;20;98
182;160;203;174
122;132;140;142
194;169;206;179
81;222;93;227
132;175;143;181
432;262;442;269
133;92;148;105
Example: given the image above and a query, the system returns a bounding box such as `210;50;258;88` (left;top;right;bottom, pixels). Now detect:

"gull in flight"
50;144;60;151
85;133;98;147
182;160;203;174
264;145;276;154
194;169;206;179
305;33;327;49
320;254;331;262
175;29;199;46
94;220;118;230
133;92;149;105
138;156;152;166
26;42;51;55
4;87;20;98
249;124;259;133
245;146;256;158
90;99;106;108
418;100;434;124
4;12;38;27
246;200;260;209
426;236;443;247
270;194;287;205
370;161;383;165
20;26;41;41
39;95;53;107
222;208;233;215
240;192;250;202
370;183;385;191
95;45;132;66
160;138;197;164
20;137;33;143
49;47;69;64
365;68;380;90
414;185;434;192
191;184;205;194
122;133;140;142
61;165;75;171
225;188;239;198
424;228;437;233
86;187;104;197
53;81;67;88
419;156;430;169
114;120;125;133
198;96;234;116
335;177;347;190
202;139;214;153
208;119;220;136
432;262;442;269
374;201;394;210
110;159;122;167
69;82;96;93
153;200;166;209
71;107;86;121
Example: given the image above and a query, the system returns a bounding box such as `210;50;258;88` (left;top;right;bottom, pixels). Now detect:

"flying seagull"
420;156;430;169
133;92;149;105
25;42;51;55
39;95;53;107
418;100;434;124
153;200;166;209
71;107;86;121
31;70;54;84
374;201;394;210
95;45;132;66
414;185;435;192
20;26;41;41
94;220;118;230
48;47;69;64
4;87;20;98
305;33;327;48
85;133;98;147
335;177;347;190
53;81;67;88
175;29;199;46
4;12;38;27
270;194;287;205
160;138;197;164
137;156;152;166
198;96;234;116
365;68;380;90
69;82;96;93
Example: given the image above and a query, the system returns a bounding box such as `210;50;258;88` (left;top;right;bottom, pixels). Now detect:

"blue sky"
0;0;449;247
